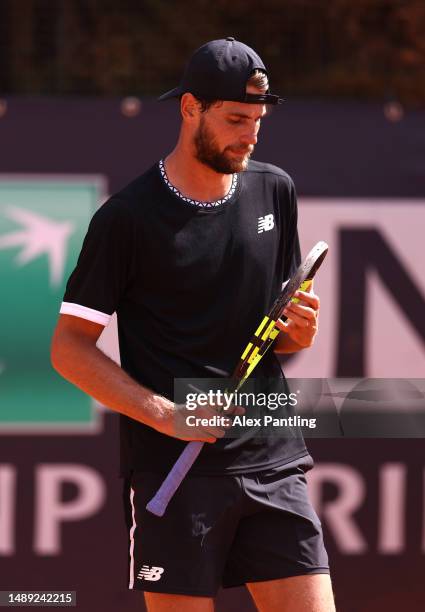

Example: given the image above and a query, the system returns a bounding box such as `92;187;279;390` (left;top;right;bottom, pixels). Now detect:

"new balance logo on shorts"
137;565;165;581
257;214;274;233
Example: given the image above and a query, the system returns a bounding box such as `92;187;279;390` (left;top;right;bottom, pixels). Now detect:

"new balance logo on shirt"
257;214;274;233
137;565;165;581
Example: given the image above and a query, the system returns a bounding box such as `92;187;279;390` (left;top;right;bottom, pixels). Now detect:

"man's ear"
181;93;199;120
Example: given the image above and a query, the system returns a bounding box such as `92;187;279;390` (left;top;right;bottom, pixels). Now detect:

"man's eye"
228;118;242;124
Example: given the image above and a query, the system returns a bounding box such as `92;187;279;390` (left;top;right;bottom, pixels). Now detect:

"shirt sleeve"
60;198;133;326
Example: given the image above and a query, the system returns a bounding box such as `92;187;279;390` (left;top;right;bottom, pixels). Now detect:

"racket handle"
146;441;204;517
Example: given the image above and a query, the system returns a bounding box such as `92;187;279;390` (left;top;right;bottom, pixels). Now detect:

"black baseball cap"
158;37;284;105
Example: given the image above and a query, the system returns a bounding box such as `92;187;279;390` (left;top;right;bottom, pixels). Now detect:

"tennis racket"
146;241;329;516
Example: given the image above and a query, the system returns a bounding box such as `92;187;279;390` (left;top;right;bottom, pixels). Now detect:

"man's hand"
274;283;320;352
152;397;245;443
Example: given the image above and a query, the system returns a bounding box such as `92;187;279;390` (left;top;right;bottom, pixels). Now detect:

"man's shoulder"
91;163;160;227
111;162;160;207
246;159;294;187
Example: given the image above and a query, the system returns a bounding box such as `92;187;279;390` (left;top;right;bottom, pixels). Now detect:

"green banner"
0;176;105;430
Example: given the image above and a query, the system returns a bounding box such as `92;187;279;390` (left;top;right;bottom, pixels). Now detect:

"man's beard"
194;116;253;174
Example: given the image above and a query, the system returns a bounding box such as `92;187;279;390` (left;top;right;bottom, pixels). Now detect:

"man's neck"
164;148;233;203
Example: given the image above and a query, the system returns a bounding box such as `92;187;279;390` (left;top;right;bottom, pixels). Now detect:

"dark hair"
195;98;222;113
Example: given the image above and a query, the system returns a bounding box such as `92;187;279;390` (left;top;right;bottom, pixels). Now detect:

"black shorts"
123;455;329;597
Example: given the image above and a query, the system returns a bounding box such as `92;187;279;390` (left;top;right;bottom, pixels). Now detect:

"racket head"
270;241;328;319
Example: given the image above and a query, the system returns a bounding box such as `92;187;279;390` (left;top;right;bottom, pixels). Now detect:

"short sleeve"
60;198;133;326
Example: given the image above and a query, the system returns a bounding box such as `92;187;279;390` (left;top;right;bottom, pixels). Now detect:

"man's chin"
223;152;251;173
231;157;250;172
197;153;251;174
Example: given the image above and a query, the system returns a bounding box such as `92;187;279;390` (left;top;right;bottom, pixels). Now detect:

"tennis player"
51;38;335;611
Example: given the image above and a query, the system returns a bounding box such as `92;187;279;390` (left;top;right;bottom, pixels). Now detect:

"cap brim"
157;87;182;102
243;93;284;105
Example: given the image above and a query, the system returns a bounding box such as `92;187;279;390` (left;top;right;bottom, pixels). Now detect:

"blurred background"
0;1;424;611
0;0;424;104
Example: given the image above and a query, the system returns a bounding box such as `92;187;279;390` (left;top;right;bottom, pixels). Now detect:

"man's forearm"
51;331;171;427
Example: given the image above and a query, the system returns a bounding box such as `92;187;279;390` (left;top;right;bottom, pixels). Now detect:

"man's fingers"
182;432;217;443
208;426;226;438
293;289;320;309
226;404;245;416
283;309;312;328
182;403;245;442
276;318;290;332
284;302;317;320
202;435;219;444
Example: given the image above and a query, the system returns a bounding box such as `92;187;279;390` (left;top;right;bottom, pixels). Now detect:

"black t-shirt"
60;160;310;476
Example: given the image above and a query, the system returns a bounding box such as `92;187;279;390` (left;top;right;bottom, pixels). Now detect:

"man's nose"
240;126;258;146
